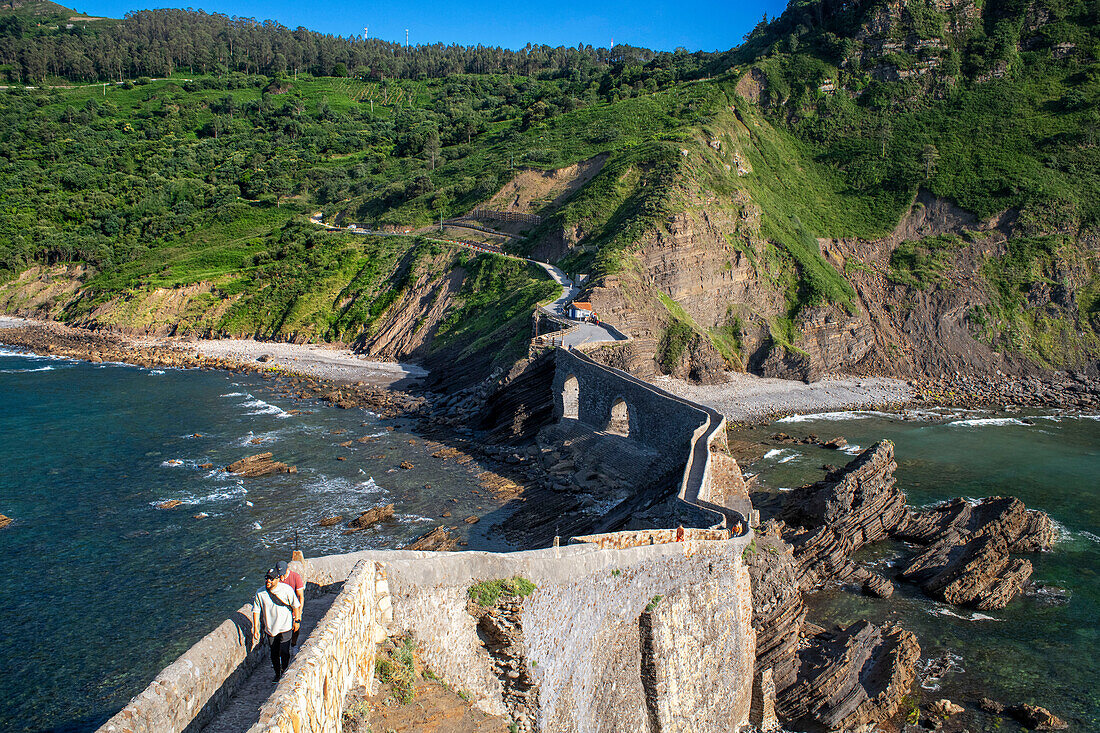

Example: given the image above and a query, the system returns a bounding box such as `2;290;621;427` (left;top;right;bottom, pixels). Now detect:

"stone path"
200;591;338;733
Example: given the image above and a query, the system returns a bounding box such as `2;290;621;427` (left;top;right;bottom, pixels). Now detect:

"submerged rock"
0;514;12;529
225;452;296;477
403;525;459;551
342;504;395;534
155;500;182;509
1008;703;1069;730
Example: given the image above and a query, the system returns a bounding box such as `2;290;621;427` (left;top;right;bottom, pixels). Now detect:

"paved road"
311;214;625;347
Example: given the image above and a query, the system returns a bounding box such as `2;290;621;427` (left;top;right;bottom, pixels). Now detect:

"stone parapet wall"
312;533;755;732
98;604;260;733
556;348;747;531
575;528;732;549
248;560;391;733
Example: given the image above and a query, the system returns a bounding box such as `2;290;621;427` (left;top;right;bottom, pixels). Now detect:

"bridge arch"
562;374;580;419
607;397;630;436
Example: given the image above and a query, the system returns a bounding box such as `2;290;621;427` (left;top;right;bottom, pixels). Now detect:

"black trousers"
268;630;292;676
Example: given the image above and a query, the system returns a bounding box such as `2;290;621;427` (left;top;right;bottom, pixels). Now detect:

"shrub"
467;576;537;607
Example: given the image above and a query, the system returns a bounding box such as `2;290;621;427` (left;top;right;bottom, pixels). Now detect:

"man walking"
276;560;305;651
252;568;301;682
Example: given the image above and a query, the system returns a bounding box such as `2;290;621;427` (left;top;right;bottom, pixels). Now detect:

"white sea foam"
148;369;166;375
237;430;282;447
240;396;292;418
251;521;262;530
841;444;863;455
1080;530;1100;545
777;410;897;423
0;365;56;373
161;459;185;467
928;605;1000;622
763;449;784;459
946;416;1031;427
221;392;246;397
777;453;799;464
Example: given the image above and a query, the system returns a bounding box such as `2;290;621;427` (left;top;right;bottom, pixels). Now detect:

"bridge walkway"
199;590;338;733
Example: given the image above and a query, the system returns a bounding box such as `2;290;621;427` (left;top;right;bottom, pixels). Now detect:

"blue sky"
74;0;792;52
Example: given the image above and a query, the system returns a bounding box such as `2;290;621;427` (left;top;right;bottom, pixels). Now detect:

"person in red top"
276;560;305;650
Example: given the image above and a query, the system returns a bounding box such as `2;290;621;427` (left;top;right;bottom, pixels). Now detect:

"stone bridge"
553;347;751;530
98;348;758;733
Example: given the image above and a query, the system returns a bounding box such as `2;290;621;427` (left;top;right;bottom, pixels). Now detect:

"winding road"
309;213;625;347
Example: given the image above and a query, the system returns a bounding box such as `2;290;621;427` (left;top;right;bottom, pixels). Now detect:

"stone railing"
97;604;261;733
559;348;749;533
573;527;733;549
248;560;391;733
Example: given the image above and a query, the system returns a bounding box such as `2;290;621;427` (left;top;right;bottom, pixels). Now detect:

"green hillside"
0;0;1097;375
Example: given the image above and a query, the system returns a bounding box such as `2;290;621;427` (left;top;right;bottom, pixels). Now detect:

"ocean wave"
148;485;248;507
240;396;292;418
0;365;57;373
778;453;799;464
946;417;1031;427
777;410;897;423
397;513;436;523
148;369;166;375
841;444;863;455
237;430;282;447
763;449;784;459
1080;530;1100;545
221;392;246;397
928;605;1000;622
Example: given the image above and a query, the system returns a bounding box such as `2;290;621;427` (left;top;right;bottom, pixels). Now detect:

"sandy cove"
0;316;423;388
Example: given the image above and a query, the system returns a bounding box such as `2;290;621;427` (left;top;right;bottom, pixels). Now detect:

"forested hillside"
0;0;1097;382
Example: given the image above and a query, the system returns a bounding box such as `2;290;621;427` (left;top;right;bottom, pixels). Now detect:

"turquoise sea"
1;344;1096;731
0;347;504;731
736;407;1100;731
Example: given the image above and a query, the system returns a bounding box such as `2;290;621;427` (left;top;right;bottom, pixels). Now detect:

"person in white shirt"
252;568;301;682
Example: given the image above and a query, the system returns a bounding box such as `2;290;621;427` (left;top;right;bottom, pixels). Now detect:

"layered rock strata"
225;452;297;477
896;497;1057;610
779;441;905;594
780;621;920;733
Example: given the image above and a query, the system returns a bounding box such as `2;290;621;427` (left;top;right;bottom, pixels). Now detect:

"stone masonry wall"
552;349;702;455
313;534;756;733
98;604;262;733
247;560;390;733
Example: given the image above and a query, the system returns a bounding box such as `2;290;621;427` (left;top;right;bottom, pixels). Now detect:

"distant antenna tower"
363;26;368;38
405;29;409;47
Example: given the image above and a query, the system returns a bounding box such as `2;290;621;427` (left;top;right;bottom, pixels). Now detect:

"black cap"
275;560;289;575
265;568;278;580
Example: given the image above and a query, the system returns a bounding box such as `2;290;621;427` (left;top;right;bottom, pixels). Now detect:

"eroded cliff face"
583;174;1099;383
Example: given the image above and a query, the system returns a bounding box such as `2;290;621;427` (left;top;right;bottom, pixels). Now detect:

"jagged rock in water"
403;525;458;551
928;699;964;717
778;620;920;733
225;452;296;477
781;441;906;546
896;496;1052;610
1009;509;1059;552
317;515;343;527
744;525;806;694
1008;703;1069;730
342;503;395;534
777;441;906;592
862;573;894;598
